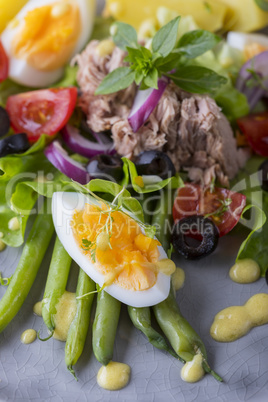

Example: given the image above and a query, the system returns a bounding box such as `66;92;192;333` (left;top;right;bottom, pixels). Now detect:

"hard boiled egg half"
52;192;172;307
1;0;95;87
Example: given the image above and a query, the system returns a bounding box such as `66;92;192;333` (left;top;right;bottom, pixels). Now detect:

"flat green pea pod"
92;289;121;366
153;289;222;381
128;305;185;363
41;236;72;335
65;269;95;380
0;198;54;333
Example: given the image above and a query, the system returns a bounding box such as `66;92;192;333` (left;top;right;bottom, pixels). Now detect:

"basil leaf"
152;16;180;57
95;67;135;95
111;21;138;51
175;30;221;59
144;68;159;89
254;0;268;11
168;66;227;94
156;52;182;72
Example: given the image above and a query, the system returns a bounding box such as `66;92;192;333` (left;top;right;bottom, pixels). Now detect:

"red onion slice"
61;124;115;158
128;78;168;133
236;51;268;110
44;140;89;184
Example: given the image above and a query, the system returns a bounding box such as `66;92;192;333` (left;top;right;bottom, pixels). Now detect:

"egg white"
1;0;96;87
227;31;268;51
52;191;171;307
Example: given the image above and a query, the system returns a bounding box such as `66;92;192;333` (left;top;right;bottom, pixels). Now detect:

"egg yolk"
11;1;81;71
72;203;161;291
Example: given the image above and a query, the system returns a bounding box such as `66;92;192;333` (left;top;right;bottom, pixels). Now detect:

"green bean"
153;290;222;381
128;305;185;363
151;188;174;252
42;236;72;334
0;198;54;333
65;269;95;380
92;289;121;366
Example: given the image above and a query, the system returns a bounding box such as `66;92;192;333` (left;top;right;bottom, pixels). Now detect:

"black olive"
0;106;10;138
134;151;176;180
172;215;219;260
258;160;268;192
0;133;30;157
87;154;123;182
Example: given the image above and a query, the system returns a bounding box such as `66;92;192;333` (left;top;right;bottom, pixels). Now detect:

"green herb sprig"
95;18;227;95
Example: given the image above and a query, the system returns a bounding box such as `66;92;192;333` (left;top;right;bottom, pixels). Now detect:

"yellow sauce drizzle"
172;267;185;291
229;259;261;284
53;291;77;341
180;353;205;383
97;361;131;391
210;293;268;342
33;301;42;316
21;329;37;344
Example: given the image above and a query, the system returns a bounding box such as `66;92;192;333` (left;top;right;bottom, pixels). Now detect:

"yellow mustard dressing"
172;267;185;291
53;291;77;341
97;361;131;390
72;203;161;291
21;329;37;344
210;293;268;342
229;259;261;284
33;301;42;316
180;353;205;383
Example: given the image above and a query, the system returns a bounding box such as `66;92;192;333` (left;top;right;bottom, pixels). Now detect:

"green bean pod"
92;289;121;366
151;188;174;252
65;269;95;379
42;236;72;333
153;290;222;381
128;305;185;363
0;198;54;333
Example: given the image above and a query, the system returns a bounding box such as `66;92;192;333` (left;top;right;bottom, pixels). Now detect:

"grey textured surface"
1;233;268;402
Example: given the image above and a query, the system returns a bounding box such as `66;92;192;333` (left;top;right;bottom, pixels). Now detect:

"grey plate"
1;232;268;402
1;1;268;401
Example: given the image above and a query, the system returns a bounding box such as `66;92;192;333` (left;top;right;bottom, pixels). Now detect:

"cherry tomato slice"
0;41;9;82
173;183;246;237
6;87;77;143
237;111;268;157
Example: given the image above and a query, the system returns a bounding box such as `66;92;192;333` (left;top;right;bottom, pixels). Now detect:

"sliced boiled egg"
1;0;95;87
227;31;268;61
52;192;171;307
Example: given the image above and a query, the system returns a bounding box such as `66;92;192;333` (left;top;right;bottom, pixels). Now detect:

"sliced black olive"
87;154;123;182
0;106;10;138
258;160;268;192
0;133;30;158
134;151;176;180
172;215;219;260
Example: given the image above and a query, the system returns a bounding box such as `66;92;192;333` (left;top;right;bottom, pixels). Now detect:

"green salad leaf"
254;0;268;12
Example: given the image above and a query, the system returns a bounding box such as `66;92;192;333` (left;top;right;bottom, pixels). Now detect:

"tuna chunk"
73;40;136;132
76;42;249;186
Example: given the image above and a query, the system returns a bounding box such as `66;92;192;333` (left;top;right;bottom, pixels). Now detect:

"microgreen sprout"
204;198;232;219
0;272;12;286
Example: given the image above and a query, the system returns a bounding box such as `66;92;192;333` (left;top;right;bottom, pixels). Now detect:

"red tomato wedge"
6;87;77;143
173;183;246;237
0;41;9;82
237;111;268;156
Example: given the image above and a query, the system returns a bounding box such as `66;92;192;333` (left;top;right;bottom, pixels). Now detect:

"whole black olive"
134;151;176;180
258;160;268;192
172;215;219;260
0;106;10;138
0;133;30;157
87;154;123;182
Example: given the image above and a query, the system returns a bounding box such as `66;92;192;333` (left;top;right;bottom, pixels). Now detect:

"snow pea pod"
92;289;121;366
42;236;72;334
65;269;95;379
128;305;185;363
0;198;54;333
